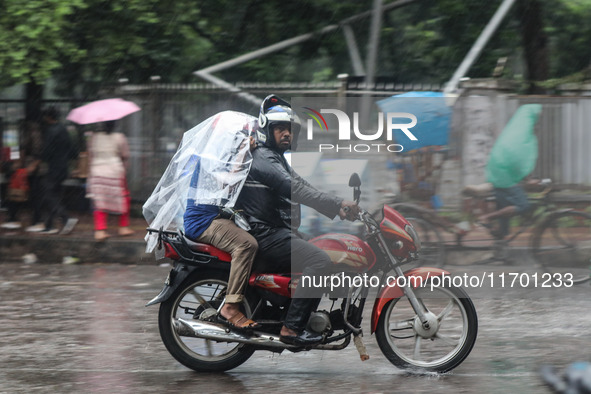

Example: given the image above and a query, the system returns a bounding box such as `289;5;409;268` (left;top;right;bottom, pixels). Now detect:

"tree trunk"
517;0;549;93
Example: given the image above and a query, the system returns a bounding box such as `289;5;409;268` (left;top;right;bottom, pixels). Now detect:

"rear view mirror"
348;173;361;188
349;173;361;204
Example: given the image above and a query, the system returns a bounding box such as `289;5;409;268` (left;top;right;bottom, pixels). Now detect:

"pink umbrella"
66;98;141;125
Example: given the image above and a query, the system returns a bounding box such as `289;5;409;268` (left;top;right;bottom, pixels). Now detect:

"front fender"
370;267;449;334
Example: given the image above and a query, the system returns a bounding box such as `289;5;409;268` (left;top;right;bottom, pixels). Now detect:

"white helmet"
257;95;301;150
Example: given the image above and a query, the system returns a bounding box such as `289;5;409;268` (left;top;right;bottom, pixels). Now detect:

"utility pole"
361;0;383;129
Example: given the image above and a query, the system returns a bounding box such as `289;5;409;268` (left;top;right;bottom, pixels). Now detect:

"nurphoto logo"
294;97;419;153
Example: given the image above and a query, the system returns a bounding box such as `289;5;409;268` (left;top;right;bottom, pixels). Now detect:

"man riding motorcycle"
236;95;359;345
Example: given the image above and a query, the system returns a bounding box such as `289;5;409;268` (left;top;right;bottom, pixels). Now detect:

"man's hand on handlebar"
339;200;360;221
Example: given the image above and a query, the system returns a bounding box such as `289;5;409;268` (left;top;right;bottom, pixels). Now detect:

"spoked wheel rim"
533;211;591;284
382;286;470;368
169;278;251;362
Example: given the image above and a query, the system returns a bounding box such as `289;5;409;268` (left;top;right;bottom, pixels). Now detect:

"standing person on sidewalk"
0;157;29;230
86;120;134;241
22;120;45;232
1;120;44;231
38;107;78;235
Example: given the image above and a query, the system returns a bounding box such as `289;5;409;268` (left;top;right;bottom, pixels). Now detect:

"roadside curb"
0;235;155;265
1;233;530;267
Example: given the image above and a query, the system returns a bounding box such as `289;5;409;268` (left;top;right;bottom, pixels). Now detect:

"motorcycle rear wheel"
158;270;256;372
375;283;477;373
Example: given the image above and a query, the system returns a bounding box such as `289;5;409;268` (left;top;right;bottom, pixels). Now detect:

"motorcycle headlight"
405;224;421;251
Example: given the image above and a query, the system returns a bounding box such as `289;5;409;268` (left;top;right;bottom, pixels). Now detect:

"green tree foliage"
192;0;374;82
374;0;525;83
0;0;86;85
54;0;212;96
545;0;591;78
1;0;590;103
355;0;590;87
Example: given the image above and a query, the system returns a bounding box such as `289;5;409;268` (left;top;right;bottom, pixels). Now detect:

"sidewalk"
0;210;530;266
0;211;156;265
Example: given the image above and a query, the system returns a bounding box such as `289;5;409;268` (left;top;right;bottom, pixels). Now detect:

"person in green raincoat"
478;104;542;238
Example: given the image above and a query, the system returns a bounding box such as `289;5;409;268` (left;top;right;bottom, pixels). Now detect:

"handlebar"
342;204;366;223
345;207;377;228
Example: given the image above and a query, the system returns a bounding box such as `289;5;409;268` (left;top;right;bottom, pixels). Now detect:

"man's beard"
277;139;291;152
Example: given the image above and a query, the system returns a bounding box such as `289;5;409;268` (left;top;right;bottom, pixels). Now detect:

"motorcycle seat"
182;235;232;262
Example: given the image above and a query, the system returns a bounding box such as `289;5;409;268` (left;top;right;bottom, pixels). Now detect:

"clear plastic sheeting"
143;111;257;252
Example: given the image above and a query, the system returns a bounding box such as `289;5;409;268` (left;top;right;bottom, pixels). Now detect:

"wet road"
1;262;589;393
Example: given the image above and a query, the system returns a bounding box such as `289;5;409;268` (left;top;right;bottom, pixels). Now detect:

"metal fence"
449;94;591;192
516;97;591;186
2;83;591;206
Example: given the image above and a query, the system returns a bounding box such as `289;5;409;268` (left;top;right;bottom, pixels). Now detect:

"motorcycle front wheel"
375;283;478;373
158;269;255;372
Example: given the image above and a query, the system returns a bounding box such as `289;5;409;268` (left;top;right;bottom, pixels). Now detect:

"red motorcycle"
146;173;477;373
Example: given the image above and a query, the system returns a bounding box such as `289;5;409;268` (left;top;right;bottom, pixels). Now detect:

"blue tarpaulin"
377;91;451;152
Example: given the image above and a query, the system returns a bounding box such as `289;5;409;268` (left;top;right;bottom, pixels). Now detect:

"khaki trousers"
195;218;258;303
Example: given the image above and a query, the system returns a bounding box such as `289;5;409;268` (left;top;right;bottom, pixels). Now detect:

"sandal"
118;227;135;237
219;311;260;331
94;230;110;241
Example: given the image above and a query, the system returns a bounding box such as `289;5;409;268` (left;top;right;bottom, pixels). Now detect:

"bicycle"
386;181;591;285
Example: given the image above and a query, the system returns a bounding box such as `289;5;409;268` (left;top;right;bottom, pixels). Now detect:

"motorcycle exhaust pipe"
175;318;294;349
